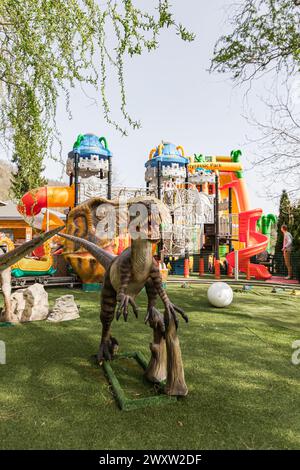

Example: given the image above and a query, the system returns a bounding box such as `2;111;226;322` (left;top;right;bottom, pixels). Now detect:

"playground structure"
144;143;274;280
0;235;55;278
15;134;277;286
17;134;113;283
257;214;277;253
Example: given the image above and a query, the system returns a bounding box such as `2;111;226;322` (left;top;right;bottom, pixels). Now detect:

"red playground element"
199;257;205;277
32;245;46;258
19;187;48;216
227;263;233;277
226;208;272;280
214;259;221;279
184;258;190;278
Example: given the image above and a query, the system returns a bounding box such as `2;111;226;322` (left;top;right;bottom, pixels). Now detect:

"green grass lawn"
0;284;299;450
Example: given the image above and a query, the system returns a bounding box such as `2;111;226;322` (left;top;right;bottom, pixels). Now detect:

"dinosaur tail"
0;226;64;272
60;233;115;271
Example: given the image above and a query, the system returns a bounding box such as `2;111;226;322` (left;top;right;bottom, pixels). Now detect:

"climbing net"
111;183;214;257
160;183;213;256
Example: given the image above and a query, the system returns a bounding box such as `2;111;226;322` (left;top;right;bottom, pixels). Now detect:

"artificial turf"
0;284;299;450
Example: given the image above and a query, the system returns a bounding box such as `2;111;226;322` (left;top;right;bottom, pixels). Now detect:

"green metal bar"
101;352;177;411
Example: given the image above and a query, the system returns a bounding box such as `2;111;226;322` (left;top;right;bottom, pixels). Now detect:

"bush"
292;251;300;281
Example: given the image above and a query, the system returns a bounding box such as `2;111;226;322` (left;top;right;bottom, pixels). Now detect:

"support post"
214;259;221;279
157;160;162;201
246;261;251;280
199;255;205;276
228;187;233;252
184;162;190;279
234;250;239;281
107;156;112;200
74;150;79;207
184;251;189;278
185;162;189;188
157;160;163;259
214;172;220;261
214;172;221;279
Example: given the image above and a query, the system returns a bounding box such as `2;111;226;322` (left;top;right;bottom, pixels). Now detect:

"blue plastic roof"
145;142;189;168
70;133;112;159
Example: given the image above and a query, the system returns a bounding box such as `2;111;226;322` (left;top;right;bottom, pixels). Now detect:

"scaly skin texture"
60;231;188;363
60;196;188;365
63;197;120;284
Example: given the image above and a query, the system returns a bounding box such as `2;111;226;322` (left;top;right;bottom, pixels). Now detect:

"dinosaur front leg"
144;279;167;383
0;268;12;322
98;272;118;363
149;262;188;329
115;259;139;321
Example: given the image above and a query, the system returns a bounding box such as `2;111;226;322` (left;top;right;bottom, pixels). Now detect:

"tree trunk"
165;318;188;396
145;310;167;383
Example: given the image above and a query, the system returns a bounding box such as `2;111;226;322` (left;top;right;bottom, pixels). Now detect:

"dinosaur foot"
164;302;188;330
144;306;165;333
97;336;119;363
0;308;13;323
116;294;139;322
165;381;188;397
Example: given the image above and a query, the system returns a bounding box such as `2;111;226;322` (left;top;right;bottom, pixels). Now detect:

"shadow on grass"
0;286;299;450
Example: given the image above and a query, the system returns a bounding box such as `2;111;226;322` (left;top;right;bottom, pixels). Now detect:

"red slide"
226;208;272;280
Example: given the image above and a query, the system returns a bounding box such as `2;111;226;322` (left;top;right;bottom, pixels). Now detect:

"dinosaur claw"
116;309;121;321
163;302;187;330
98;336;118;362
129;298;139;318
145;307;165;333
116;293;138;321
173;304;188;322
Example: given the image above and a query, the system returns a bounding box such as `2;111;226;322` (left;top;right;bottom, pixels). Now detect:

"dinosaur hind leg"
98;270;117;363
144;279;167;383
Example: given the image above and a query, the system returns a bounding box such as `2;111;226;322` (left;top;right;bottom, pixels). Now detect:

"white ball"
207;282;233;308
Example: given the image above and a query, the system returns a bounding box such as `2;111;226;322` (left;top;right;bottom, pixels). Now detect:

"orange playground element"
191;150;272;281
220;174;272;280
226;209;271;280
19;186;75;218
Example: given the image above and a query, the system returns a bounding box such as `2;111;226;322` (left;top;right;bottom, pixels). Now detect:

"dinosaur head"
127;196;171;244
0;226;64;272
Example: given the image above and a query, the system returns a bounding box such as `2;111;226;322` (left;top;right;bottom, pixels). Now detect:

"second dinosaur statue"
0;227;63;322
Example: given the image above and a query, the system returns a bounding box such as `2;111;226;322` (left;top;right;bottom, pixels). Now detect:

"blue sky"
45;1;283;213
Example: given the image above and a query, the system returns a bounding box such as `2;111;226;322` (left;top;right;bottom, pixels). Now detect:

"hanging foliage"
0;0;194;198
210;0;300;82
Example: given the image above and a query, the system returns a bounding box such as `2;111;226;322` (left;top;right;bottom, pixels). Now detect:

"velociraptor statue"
61;196;188;395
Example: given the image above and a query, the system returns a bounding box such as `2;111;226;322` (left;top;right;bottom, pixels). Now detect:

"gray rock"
10;289;26;322
11;284;49;322
47;294;79;322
